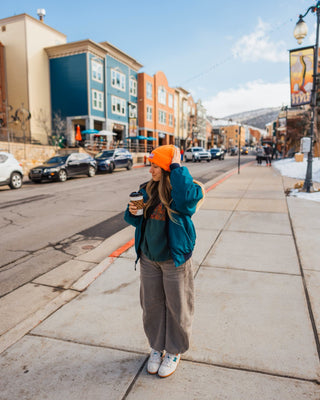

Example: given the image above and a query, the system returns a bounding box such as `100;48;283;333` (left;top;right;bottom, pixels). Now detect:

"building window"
111;69;126;91
147;106;153;121
92;90;104;111
159;110;166;124
168;94;173;108
111;96;126;116
183;101;187;114
130;77;137;96
146;82;152;99
92;60;103;82
158;86;166;105
169;114;173;127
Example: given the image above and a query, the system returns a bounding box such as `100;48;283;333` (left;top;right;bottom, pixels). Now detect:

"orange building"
138;71;175;150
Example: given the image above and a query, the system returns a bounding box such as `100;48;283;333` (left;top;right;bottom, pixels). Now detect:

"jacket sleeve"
170;166;204;216
124;205;143;227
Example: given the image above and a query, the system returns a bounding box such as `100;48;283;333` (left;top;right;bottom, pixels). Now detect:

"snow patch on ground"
273;157;320;203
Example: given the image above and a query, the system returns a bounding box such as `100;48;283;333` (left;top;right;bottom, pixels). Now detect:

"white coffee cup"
129;192;144;216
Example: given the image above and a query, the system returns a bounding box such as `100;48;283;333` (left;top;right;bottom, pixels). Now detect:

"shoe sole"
147;369;159;375
158;358;180;378
147;352;165;375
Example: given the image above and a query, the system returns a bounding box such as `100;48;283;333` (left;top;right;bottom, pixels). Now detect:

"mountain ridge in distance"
221;107;281;130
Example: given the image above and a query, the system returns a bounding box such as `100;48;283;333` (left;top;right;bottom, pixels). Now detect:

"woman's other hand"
171;147;181;166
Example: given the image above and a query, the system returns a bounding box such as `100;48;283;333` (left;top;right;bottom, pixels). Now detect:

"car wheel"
185;157;189;162
192;156;196;162
88;166;96;177
108;162;115;173
127;160;133;170
207;159;210;162
58;169;67;182
9;172;23;189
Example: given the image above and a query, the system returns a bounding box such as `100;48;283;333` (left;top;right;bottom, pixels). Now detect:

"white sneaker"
158;353;181;378
147;349;165;375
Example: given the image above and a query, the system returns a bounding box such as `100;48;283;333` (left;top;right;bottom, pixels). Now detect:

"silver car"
184;147;211;162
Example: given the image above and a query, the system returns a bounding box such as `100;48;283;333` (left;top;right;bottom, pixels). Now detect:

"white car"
0;151;24;189
184;147;211;162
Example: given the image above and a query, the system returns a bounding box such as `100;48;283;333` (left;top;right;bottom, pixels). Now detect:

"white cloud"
232;18;287;63
203;79;290;118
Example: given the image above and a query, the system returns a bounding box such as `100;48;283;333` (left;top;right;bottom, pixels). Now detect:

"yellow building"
221;124;245;150
0;13;66;144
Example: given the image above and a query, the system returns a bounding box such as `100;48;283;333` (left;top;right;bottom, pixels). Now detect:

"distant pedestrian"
264;144;272;166
256;146;264;165
124;145;204;378
180;147;184;162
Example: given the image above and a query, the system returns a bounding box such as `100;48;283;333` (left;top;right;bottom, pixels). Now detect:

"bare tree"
53;112;66;138
34;108;52;144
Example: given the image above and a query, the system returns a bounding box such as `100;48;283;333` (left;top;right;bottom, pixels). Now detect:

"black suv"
94;149;133;173
29;153;97;183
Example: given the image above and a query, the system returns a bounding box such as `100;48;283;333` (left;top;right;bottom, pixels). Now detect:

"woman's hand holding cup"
129;192;144;216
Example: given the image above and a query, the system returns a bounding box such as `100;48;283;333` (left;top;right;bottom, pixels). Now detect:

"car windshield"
194;147;204;151
45;156;68;164
211;149;219;153
95;151;115;159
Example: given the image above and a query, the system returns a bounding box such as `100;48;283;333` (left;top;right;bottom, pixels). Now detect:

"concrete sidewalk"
1;163;320;399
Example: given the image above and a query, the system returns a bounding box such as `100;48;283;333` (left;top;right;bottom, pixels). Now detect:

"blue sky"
1;0;317;117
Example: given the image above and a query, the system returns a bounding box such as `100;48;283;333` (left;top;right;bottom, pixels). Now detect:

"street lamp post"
293;2;320;192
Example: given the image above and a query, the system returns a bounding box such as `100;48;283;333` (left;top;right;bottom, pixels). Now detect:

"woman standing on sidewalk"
124;145;204;378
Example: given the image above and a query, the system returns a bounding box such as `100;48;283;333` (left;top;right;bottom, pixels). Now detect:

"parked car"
94;148;133;173
210;148;225;160
230;147;238;156
28;153;97;183
184;147;211;162
0;151;24;189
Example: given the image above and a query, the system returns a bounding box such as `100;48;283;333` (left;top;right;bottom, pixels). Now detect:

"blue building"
46;39;142;146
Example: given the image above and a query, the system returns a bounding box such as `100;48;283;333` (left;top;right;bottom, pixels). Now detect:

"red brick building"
138;71;175;150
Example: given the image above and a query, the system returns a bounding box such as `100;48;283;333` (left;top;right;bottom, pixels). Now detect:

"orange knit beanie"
148;145;175;172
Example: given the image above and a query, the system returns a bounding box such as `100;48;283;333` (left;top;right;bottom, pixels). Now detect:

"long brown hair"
144;169;177;221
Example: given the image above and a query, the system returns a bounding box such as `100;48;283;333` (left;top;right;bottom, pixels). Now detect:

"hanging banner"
129;118;137;135
290;46;314;107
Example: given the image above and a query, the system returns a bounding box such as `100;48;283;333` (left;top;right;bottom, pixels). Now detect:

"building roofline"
175;86;190;95
99;41;143;71
45;38;143;70
45;39;108;59
0;13;66;39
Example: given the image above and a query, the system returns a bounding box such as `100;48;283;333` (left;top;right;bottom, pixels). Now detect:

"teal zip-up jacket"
124;164;204;267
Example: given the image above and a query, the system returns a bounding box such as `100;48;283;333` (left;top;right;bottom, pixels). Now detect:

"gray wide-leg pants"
139;252;194;354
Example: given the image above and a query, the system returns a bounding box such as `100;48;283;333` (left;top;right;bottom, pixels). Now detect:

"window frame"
146;82;153;99
111;69;126;91
129;77;137;96
92;89;104;111
147;106;153;121
111;95;126;116
91;59;103;83
158;110;167;124
158;86;166;105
